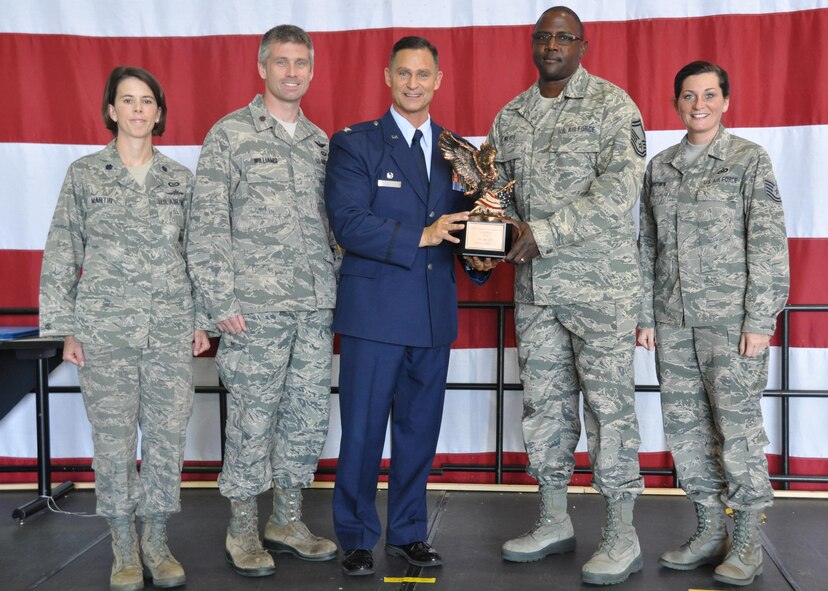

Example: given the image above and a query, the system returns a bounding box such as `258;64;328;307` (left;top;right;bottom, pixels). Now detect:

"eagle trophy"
438;129;515;218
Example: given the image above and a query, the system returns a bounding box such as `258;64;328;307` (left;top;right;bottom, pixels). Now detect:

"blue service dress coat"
325;110;485;550
325;110;476;348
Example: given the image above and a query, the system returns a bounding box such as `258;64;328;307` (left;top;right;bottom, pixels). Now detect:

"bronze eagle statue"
438;130;515;216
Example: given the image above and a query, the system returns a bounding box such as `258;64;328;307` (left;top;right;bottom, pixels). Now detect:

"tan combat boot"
659;502;729;570
263;486;337;561
226;497;276;577
713;509;764;586
502;486;576;562
107;515;143;591
581;493;643;585
140;513;185;588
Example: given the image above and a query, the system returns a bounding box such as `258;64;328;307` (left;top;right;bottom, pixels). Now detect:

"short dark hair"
102;66;167;136
673;61;730;100
259;24;314;66
537;6;584;38
389;36;439;69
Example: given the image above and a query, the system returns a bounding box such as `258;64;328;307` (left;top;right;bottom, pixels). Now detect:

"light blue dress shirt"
390;106;432;179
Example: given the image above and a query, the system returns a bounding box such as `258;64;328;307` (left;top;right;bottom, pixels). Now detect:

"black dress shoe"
341;549;374;576
386;541;443;567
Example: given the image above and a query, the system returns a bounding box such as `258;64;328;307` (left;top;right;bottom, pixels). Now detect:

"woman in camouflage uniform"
39;66;210;591
638;61;789;587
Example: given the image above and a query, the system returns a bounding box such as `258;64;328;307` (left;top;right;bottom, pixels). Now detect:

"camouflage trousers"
655;323;773;510
78;342;194;518
216;310;333;500
515;299;643;497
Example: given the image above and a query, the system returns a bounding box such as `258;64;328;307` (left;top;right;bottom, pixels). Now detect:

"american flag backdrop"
1;0;827;489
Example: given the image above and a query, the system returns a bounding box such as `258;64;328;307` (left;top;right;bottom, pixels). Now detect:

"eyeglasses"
531;32;582;46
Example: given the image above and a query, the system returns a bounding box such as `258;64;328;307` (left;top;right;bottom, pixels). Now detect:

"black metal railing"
2;304;827;488
764;304;828;489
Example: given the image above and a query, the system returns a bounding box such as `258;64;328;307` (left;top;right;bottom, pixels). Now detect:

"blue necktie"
411;129;429;189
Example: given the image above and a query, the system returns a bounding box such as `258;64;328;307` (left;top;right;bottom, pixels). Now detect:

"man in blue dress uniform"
324;35;488;575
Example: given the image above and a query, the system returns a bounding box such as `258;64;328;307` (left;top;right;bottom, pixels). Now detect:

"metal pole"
35;356;51;497
781;309;791;491
218;379;227;464
495;305;505;484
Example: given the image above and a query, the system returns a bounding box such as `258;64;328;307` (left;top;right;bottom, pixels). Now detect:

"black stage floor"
1;487;823;590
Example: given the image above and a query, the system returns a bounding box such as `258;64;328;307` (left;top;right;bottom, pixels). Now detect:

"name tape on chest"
90;195;117;205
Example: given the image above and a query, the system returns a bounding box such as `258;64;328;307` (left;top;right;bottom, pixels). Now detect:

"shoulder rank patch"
631;118;646;158
764;178;782;202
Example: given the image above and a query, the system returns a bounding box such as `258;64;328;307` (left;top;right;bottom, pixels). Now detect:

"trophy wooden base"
455;218;513;258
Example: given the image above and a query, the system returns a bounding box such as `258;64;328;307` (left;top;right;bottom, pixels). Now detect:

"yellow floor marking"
383;576;437;583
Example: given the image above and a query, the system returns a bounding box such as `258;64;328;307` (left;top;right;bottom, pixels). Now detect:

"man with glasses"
486;6;647;585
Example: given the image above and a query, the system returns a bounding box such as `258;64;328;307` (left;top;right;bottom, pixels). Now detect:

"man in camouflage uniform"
187;25;338;577
638;61;789;586
487;7;646;585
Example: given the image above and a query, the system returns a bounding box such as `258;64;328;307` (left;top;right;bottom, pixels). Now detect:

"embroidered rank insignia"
764;178;782;202
631;118;646;157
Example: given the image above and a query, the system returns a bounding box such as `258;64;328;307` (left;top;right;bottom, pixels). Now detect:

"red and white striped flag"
2;1;827;488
